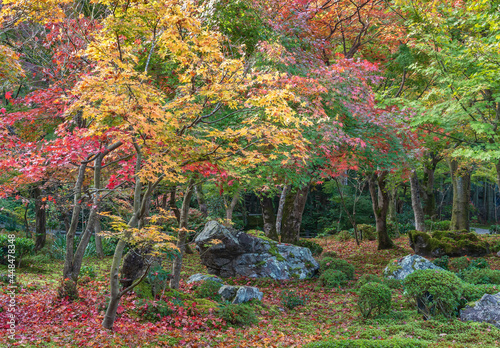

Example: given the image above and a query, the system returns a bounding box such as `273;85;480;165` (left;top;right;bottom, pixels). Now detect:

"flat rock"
461;292;500;328
195;221;318;280
384;254;444;280
186;273;223;284
232;286;263;304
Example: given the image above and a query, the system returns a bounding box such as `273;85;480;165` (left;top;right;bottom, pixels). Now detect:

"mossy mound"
408;230;490;257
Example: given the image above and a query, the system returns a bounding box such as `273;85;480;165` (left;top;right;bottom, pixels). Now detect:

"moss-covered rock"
408;230;490;257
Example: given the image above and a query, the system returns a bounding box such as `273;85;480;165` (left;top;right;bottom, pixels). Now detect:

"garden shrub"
449;256;470;272
194;279;223;302
460;268;500;285
294;239;323;256
0;234;35;266
404;269;464;319
467;257;489;270
357;224;376;241
320;269;348;288
382;278;403;290
358;282;391;318
336;230;351;242
79;265;97;278
136;299;174;322
355;274;382;289
432;255;449;270
217;303;258;326
304;338;429;348
280;289;309;309
425;219;451;231
322;251;337;258
319;258;355;279
462;283;499;302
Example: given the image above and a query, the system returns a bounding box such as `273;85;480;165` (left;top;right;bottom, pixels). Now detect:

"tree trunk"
95;215;104;258
33;187;46;252
422;153;440;219
24;202;31;239
260;195;277;240
170;180;195;289
63;142;122;293
275;184;290;241
280;185;310;243
367;172;394;250
410;169;426;232
225;191;239;225
195;183;208;217
103;145;155;329
449;159;471;231
169;186;181;223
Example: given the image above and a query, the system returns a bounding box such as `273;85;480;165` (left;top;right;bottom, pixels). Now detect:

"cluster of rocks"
194;221;319;280
187;273;263;304
408;230;490;258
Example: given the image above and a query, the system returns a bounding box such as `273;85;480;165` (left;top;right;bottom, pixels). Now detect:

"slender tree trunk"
195;183;208;217
225;191;239;225
422;154;440;219
449;159;471;231
281;185;310;243
335;179;359;245
169;186;181;223
103;145;156;329
95;215;104;258
33;187;47;252
24;202;31;239
275;184;290;241
260;195;277;240
367;172;394;250
410;169;426;232
170;180;195;289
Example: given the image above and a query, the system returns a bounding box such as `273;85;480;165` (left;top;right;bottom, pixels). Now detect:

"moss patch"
409;230;490;257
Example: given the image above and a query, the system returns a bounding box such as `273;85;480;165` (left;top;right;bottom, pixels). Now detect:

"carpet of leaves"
1;235;500;347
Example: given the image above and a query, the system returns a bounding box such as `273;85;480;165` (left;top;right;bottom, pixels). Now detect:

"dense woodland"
2;0;500;347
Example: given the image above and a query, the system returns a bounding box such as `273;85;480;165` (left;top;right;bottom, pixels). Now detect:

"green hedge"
304;338;428;348
0;234;35;265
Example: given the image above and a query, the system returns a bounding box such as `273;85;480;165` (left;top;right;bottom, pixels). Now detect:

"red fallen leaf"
116;305;124;314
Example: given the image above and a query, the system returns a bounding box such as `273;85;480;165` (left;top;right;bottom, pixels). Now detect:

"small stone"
186;273;223;284
232;286;263;304
384;254;443;280
218;285;238;301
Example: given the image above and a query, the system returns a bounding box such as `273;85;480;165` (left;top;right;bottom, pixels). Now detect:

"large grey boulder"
218;285;263;304
186;273;223;284
461;293;500;328
195;221;318;280
384;254;443;280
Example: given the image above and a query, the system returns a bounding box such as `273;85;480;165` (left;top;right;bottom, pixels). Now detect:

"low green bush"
0;234;35;266
355;274;382;289
432;255;449;270
79;265;97;278
294;239;323;256
382;278;403;290
460;268;500;285
280;289;309;309
336;230;351;242
357;224;376;241
322;251;337;258
425;219;451;231
304;338;429;348
320;269;348;288
194;279;223;302
358;282;391;318
462;283;499;302
217;303;258;326
319;258;355;279
404;269;464;319
467;257;489;270
449;256;470;272
136;299;174;322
